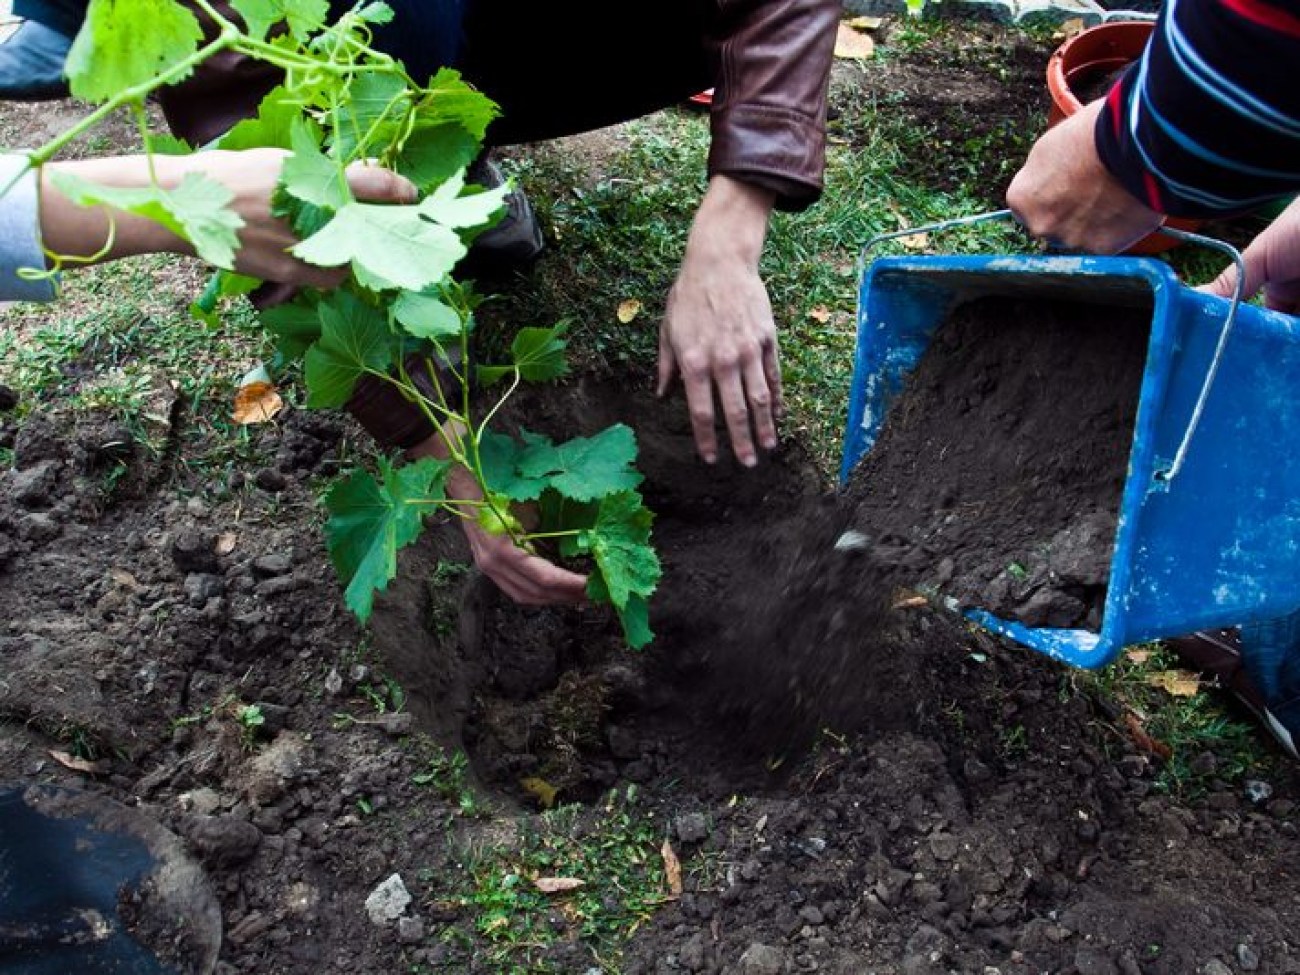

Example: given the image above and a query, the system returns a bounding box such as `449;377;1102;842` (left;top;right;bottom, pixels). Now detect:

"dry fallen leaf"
534;877;585;894
844;14;882;29
808;305;831;323
1125;648;1151;665
834;21;875;59
661;839;683;897
1054;17;1086;41
232;380;283;425
617;298;642;324
1148;670;1202;698
521;776;558;809
50;749;108;775
897;231;930;251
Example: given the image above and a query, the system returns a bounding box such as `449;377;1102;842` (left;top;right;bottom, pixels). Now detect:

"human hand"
1201;195;1300;315
40;148;416;284
446;466;590;606
657;175;779;467
1005;100;1162;253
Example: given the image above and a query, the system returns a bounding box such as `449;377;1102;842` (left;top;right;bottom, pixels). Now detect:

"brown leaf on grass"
50;749;109;775
521;776;558;809
1123;712;1173;759
534;877;585;894
1148;670;1202;698
1125;648;1151;665
1054;17;1086;40
834;21;875;59
845;15;883;29
897;231;930;251
232;380;283;425
808;305;831;323
617;299;642;324
661;839;683;898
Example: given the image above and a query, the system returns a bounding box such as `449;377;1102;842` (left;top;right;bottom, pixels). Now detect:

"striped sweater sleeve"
1093;0;1300;218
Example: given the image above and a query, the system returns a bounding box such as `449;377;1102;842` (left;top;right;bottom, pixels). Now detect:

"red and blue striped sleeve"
1093;0;1300;218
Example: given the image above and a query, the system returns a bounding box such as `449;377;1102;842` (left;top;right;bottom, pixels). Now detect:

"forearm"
39;155;188;261
1094;0;1300;218
686;175;774;266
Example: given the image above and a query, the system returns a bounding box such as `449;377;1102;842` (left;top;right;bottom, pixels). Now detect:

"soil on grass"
3;15;1300;975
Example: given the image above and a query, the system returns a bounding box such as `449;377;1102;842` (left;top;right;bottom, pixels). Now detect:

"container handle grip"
1150;225;1246;482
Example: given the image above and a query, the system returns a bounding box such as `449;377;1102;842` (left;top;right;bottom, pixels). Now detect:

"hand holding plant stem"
26;0;662;647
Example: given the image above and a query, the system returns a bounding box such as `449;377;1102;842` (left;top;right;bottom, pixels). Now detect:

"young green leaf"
65;0;203;103
392;291;462;341
332;71;410;161
515;425;643;502
281;117;349;211
231;0;328;42
215;86;301;151
415;69;499;140
325;455;450;621
581;492;660;649
261;296;323;363
476;324;569;385
395;122;482;194
290;201;467;292
49;169;243;269
303;290;395;406
418;169;508;230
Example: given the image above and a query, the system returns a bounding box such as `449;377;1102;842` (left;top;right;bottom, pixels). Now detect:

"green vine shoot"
17;0;662;648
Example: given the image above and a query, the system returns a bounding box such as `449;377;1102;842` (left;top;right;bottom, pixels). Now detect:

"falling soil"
3;16;1300;975
844;295;1151;630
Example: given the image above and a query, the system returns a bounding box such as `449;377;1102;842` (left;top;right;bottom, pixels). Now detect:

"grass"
423;785;669;973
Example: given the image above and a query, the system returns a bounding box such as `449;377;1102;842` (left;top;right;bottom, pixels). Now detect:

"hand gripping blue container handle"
839;212;1300;669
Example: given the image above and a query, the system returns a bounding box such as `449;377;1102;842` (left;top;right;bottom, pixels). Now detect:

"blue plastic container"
839;254;1300;669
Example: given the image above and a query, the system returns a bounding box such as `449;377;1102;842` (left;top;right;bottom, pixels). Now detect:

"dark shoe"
1165;628;1299;759
460;153;545;278
0;18;72;101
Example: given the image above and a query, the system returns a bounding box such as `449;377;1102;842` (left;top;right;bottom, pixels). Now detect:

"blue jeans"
1241;610;1300;741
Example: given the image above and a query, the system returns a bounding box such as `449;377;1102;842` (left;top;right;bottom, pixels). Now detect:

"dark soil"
3;15;1300;975
845;295;1151;630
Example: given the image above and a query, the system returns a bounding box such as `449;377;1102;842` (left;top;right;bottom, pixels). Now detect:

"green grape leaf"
189;269;261;326
477;431;542;501
419;168;507;229
515;425;643;502
333;71;409;161
260;296;322;364
231;0;327;41
49;169;242;269
476;324;569;385
281;117;349;211
303;290;395;406
324;455;450;622
66;0;203;103
414;68;499;140
392;291;462;341
215;85;301;151
583;491;660;647
353;1;394;25
145;133;194;155
395;122;480;194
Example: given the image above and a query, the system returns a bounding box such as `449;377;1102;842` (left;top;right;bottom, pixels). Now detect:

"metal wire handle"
854;210;1247;485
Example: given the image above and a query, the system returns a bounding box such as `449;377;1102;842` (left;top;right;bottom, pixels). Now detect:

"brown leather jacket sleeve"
706;0;840;212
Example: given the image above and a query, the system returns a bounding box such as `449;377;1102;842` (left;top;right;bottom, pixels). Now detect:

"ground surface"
2;15;1299;975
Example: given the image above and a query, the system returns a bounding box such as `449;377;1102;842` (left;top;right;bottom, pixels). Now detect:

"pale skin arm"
1005;100;1163;254
657;174;779;467
37;148;417;283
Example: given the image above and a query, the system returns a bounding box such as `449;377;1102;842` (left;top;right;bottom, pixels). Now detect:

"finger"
742;353;777;454
764;337;784;419
682;367;720;464
716;368;757;468
345;163;418;205
656;326;677;398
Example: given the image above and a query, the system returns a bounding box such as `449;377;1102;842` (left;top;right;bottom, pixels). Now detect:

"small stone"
365;874;412;925
675;812;709;844
253;553;294;578
397;916;425;944
255;468;288;493
1202;960;1233;975
737;943;783;975
1236;943;1261;971
1244;780;1274;804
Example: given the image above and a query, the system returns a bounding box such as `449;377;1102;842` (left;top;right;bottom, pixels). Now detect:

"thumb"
344;163;418;205
1200;261;1243;300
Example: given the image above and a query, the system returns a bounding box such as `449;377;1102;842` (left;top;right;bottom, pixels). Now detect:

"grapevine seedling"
17;0;661;647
